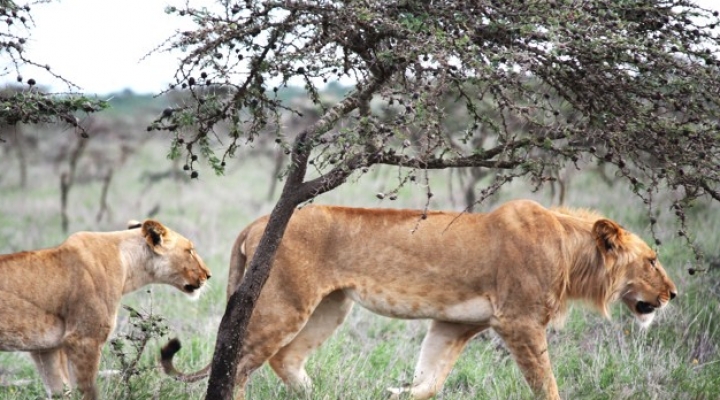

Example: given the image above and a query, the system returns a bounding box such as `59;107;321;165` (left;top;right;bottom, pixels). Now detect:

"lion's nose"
202;266;212;280
670;291;677;300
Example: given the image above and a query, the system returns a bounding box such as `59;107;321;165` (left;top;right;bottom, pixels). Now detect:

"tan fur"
0;220;211;400
162;199;676;400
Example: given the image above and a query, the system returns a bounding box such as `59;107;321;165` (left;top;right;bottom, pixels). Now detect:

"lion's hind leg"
231;289;352;400
268;290;353;394
0;293;67;397
388;321;488;400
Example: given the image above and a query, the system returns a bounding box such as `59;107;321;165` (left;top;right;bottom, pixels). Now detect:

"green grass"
0;134;719;399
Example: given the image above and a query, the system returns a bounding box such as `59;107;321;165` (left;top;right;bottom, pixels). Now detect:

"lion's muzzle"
637;289;677;315
183;283;203;293
635;301;656;314
182;263;211;294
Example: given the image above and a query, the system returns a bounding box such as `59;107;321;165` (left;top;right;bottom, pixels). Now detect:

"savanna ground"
0;96;719;400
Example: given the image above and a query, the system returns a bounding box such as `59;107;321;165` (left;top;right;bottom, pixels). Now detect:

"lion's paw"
386;384;411;399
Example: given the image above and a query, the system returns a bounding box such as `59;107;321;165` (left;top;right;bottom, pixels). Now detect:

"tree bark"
204;129;313;399
203;189;302;399
15;131;27;189
59;137;87;233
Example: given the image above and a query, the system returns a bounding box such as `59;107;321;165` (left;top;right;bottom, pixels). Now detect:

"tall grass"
0;136;718;399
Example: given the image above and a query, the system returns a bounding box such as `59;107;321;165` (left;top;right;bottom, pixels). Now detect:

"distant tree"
0;1;107;139
153;1;720;398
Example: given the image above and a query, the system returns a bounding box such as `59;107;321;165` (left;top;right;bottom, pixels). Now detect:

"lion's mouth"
184;283;201;293
636;301;656;315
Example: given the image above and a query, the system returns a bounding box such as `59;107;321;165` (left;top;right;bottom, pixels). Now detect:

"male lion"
0;219;211;400
162;199;676;400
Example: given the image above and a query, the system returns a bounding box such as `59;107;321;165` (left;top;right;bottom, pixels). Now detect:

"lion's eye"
649;258;657;269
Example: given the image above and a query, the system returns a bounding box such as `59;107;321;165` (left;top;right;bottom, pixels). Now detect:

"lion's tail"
160;338;211;382
160;223;252;382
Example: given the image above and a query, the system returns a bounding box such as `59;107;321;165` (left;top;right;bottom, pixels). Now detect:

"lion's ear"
127;220;142;230
142;220;168;250
593;219;625;252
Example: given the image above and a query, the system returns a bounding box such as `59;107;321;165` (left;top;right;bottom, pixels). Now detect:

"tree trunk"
204;128;314;399
204;81;383;400
59;137;87;233
205;188;303;399
204;147;370;399
15;131;27;189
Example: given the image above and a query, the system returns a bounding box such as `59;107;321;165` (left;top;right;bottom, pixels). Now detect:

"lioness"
0;220;211;400
162;199;676;400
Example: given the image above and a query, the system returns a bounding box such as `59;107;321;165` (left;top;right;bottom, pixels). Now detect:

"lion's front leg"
494;321;560;400
63;336;103;400
30;349;71;398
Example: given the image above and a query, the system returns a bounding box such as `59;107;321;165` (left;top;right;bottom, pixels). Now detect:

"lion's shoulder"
490;199;605;226
490;199;551;217
55;232;116;263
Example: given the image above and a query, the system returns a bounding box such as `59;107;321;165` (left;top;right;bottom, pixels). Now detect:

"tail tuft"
159;337;211;382
161;338;182;364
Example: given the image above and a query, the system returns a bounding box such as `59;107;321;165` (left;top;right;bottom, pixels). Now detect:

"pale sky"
4;0;720;96
9;0;212;95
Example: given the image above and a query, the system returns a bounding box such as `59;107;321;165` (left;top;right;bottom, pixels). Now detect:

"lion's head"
130;220;212;297
593;219;677;327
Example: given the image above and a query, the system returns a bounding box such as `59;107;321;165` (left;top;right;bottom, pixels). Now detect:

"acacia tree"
153;1;720;398
0;1;107;138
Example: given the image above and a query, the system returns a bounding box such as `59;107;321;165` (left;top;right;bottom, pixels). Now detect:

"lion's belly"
343;288;495;324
